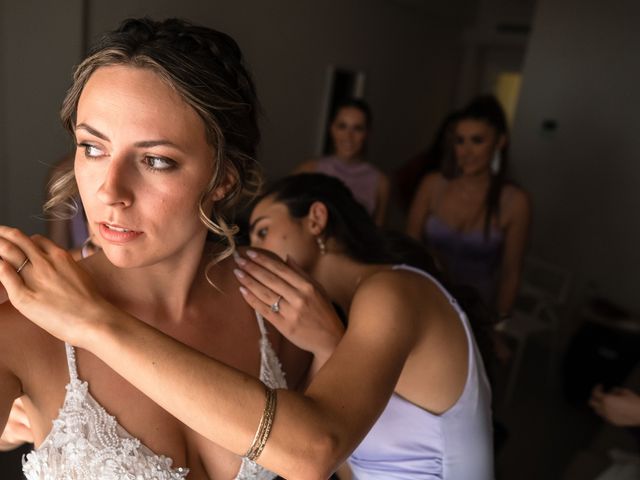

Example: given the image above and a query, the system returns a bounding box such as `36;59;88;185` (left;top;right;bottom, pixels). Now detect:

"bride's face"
74;65;217;269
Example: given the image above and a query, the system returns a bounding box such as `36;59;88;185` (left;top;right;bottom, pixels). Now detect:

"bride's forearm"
84;309;263;453
82;309;340;479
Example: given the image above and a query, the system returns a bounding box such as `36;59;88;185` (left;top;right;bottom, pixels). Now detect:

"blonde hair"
47;18;263;270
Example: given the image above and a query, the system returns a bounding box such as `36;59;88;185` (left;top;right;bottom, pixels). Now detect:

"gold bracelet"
245;386;277;461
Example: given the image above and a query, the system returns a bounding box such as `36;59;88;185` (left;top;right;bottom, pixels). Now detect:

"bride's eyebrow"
76;123;109;141
133;139;179;149
76;123;180;150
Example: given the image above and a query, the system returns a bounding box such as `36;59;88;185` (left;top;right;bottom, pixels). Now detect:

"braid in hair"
53;17;263;271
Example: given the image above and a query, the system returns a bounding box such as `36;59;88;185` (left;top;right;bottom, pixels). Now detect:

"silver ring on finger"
16;257;30;274
270;295;283;314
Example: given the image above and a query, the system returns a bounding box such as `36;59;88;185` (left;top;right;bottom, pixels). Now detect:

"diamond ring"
271;295;282;313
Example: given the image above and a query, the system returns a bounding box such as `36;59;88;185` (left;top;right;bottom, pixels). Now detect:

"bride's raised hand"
0;226;111;347
233;248;345;364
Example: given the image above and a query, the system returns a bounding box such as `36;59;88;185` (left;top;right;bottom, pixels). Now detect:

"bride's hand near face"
233;248;345;371
0;226;113;347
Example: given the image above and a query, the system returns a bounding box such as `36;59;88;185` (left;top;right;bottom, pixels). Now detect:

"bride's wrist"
75;300;123;351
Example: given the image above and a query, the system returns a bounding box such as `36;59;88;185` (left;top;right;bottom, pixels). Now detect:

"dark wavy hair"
255;172;498;367
330;97;372;129
257;173;437;271
47;17;262;263
446;95;509;239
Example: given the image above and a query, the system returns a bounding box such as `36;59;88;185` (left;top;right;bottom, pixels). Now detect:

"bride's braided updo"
49;17;262;264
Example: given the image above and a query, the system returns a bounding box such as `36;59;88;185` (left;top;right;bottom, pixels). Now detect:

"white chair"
497;256;572;405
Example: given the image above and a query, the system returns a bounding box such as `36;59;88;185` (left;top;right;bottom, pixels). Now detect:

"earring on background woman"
490;150;502;175
316;236;327;255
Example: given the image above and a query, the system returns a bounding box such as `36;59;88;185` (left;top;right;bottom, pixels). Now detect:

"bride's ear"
210;171;237;202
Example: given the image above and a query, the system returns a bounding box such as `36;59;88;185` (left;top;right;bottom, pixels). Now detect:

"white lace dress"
22;313;287;480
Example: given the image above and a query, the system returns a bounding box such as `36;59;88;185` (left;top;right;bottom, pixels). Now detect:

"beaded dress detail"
22;312;287;480
22;344;188;480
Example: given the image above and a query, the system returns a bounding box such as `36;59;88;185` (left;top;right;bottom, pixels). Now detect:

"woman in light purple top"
245;173;494;479
2;169;494;478
407;96;531;318
348;265;493;479
296;98;389;226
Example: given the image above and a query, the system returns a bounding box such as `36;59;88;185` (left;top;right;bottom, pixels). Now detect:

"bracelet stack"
245;386;277;461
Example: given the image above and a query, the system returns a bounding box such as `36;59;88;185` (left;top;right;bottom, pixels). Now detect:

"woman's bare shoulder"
0;302;59;373
360;267;451;315
344;268;439;358
351;268;436;325
0;302;46;337
427;171;447;184
501;183;528;200
293;159;319;174
416;172;447;195
500;184;532;219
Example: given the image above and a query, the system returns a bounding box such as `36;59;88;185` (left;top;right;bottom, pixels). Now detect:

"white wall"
454;0;536;106
511;0;640;311
0;0;84;233
1;1;467;235
84;0;464;180
0;1;7;226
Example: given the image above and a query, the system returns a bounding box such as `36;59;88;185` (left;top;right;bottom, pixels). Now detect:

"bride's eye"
78;143;105;158
144;156;176;171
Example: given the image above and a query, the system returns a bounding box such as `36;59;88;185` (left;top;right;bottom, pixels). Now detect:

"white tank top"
22;312;287;480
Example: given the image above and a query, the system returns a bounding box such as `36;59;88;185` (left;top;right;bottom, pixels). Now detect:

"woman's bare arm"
0;377;22;452
292;160;318;174
406;173;438;240
496;188;532;315
0;228;418;479
82;276;414;478
374;173;389;227
0;306;28;451
0;397;32;451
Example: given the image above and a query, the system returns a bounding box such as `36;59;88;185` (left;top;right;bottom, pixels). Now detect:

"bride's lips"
99;223;143;243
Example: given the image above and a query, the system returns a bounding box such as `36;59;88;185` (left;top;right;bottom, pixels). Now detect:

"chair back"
514;256;572;318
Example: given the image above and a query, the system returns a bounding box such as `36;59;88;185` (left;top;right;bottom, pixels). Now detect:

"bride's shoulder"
0;300;41;335
0;299;62;373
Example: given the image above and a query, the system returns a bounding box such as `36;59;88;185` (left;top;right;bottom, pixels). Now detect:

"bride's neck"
89;241;212;322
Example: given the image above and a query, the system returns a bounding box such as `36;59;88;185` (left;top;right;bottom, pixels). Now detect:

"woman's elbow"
280;429;343;480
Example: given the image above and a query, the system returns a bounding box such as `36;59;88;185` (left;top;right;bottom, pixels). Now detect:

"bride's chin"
100;248;146;269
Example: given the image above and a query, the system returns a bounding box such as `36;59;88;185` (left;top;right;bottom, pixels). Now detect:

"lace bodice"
23;312;287;480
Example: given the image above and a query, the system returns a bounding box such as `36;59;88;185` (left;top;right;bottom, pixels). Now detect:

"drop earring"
490;150;502;175
316;236;327;255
